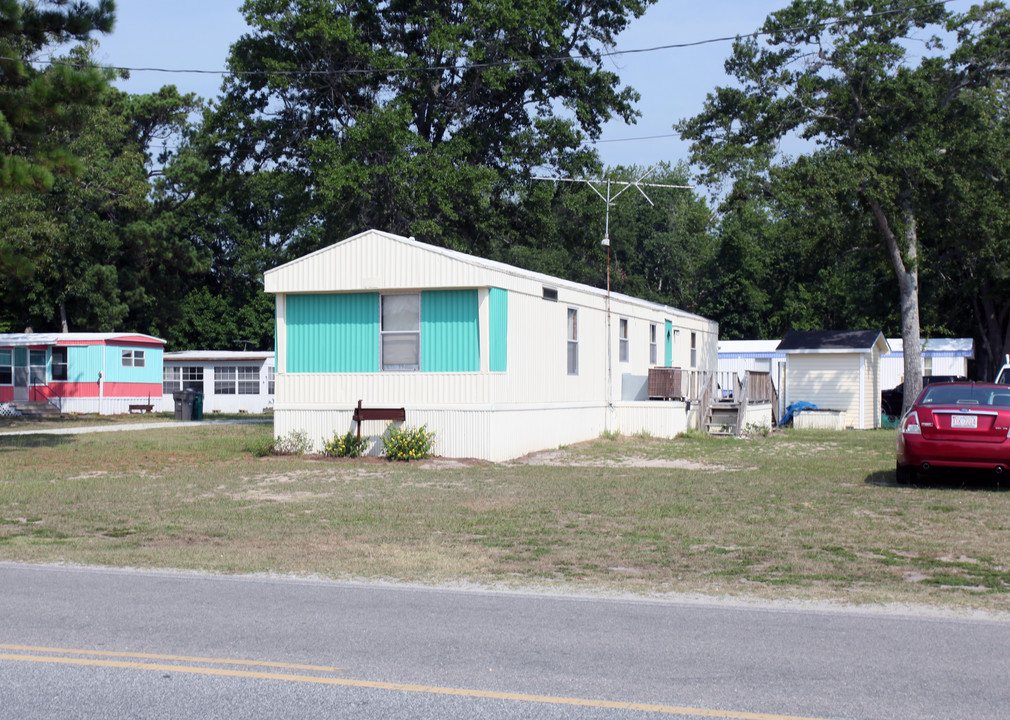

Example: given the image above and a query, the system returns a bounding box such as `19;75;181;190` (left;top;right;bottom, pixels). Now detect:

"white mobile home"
264;230;718;460
778;330;890;430
881;338;974;389
162;351;275;414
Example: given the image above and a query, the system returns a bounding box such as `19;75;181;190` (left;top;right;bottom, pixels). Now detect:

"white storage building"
162;351;275;414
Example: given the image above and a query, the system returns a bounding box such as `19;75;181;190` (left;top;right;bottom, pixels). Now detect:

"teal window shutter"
489;288;508;372
286;293;380;372
421;290;479;372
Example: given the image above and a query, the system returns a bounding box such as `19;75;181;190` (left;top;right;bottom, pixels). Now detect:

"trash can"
173;389;195;421
193;392;204;421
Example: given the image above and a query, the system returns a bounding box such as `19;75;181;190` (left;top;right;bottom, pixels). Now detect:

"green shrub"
272;429;312;455
381;423;435;461
322;430;369;458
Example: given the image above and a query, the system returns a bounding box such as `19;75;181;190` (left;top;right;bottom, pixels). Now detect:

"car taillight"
901;410;921;434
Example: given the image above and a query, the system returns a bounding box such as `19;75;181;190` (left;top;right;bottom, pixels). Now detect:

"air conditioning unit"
648;367;685;400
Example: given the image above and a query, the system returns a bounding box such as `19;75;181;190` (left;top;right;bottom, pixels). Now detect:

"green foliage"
381;423;435;462
0;0;115;192
271;429;311;456
322;430;369;459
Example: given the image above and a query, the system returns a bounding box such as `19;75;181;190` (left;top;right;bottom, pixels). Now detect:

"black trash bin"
173;389;195;421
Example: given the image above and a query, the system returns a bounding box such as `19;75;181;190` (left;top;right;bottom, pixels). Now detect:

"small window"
381;293;420;371
619;318;629;363
238;366;259;394
0;349;11;385
267;366;275;395
649;324;658;365
214;366;236;395
51;347;68;381
163;366;181;394
543;287;558;302
121;349;145;368
567;308;578;376
182;366;203;394
690;332;697;368
29;349;46;383
923;357;933;376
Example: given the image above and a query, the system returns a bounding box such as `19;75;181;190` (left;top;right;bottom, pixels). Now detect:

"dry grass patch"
3;424;1010;611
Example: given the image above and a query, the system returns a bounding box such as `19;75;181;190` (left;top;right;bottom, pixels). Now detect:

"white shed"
162;351;274;414
263;229;719;460
778;330;890;430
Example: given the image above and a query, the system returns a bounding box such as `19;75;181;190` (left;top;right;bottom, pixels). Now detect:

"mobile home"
264;230;719;460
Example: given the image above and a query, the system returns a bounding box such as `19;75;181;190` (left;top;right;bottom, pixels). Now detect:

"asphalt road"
1;563;1008;720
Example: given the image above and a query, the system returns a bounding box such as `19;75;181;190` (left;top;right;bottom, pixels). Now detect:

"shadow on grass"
0;434;77;451
866;468;1010;492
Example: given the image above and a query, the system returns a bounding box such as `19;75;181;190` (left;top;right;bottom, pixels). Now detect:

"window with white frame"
215;366;237;394
267;366;275;395
690;332;697;368
649;324;658;365
923;356;933;376
567;307;578;375
163;366;181;394
619;318;629;363
51;347;68;381
238;367;259;394
122;349;145;368
182;366;203;394
381;293;421;371
0;349;11;385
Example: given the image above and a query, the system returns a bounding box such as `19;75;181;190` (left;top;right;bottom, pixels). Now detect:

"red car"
896;382;1010;484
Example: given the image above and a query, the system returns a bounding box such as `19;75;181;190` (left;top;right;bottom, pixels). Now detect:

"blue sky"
86;1;974;171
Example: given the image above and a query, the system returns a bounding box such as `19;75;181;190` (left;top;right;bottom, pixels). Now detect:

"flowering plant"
322;430;369;458
381;423;435;461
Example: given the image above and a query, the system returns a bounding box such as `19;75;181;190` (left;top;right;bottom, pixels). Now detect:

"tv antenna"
532;167;694;425
532;166;693;293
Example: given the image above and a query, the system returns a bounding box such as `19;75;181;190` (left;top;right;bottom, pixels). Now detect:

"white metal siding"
786;353;862;428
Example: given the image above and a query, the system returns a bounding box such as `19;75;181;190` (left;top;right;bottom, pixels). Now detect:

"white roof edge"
265;229;714;325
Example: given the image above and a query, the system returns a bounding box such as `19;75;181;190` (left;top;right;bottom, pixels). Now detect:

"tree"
677;0;1010;411
0;0;115;191
0;54;205;334
201;0;655;257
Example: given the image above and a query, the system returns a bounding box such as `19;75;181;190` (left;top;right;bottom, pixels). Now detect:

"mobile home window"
122;349;145;368
619;318;629;363
29;350;46;383
182;366;203;394
649;324;658;365
0;349;11;385
267;366;275;395
51;347;68;381
381;293;421;371
567;308;579;376
215;366;237;395
163;366;181;394
690;332;697;368
238;367;259;394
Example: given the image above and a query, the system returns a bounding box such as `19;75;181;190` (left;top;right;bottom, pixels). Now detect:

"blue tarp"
779;401;819;427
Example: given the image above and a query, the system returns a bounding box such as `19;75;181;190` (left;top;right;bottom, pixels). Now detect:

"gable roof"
777;330;889;354
264;228;713;324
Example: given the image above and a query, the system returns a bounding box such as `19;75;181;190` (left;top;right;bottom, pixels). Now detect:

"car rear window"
921;385;1010;407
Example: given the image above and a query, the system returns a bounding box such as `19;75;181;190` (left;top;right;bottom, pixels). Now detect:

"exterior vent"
648;367;685;400
542;287;558;302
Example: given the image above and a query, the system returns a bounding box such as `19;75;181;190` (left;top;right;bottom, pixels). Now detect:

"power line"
13;0;960;79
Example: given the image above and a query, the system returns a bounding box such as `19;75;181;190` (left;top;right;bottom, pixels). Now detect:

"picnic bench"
129;403;154;413
352;399;405;440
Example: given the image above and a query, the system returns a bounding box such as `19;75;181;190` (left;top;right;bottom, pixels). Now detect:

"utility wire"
12;0;960;79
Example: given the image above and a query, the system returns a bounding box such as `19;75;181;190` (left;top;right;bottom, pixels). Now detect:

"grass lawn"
2;420;1009;611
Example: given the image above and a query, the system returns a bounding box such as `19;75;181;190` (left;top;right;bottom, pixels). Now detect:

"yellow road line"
0;650;834;720
0;644;340;672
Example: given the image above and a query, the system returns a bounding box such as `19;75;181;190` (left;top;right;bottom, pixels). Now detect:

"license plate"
951;414;977;429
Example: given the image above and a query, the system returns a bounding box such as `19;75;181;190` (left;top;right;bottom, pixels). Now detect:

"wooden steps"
14;401;61;419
